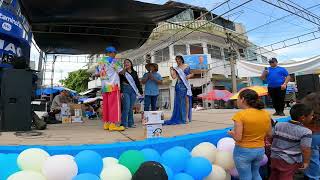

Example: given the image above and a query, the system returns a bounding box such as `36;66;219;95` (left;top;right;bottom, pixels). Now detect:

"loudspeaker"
296;74;320;100
0;69;32;131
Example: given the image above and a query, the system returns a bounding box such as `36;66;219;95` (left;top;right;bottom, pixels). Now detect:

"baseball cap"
105;46;117;53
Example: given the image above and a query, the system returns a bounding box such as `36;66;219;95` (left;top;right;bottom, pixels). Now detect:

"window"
173;45;187;56
223;48;236;61
208;44;222;59
168;9;194;22
190;43;203;54
154;47;170;63
239;49;246;58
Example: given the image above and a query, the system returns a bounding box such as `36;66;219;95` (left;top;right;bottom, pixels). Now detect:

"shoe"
128;124;137;128
273;112;279;116
108;123;125;131
278;112;286;116
103;122;110;130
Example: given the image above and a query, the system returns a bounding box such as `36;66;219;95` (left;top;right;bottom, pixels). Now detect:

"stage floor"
0;109;287;146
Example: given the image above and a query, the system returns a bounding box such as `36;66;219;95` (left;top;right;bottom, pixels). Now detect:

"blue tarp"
36;87;77;96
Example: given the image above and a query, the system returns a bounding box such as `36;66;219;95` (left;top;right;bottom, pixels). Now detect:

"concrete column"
151;51;155;63
186;44;191;55
169;44;175;62
202;42;208;54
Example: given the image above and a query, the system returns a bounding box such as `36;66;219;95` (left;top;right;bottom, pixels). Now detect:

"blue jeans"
233;146;265;180
144;95;158;111
121;84;137;127
304;133;320;179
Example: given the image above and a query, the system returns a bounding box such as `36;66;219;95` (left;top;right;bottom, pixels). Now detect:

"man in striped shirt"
270;104;313;180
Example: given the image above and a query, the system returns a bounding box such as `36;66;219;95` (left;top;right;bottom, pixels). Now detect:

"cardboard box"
142;111;164;125
143;111;164;138
70;104;84;116
61;116;72;123
61;103;71;116
144;124;163;138
72;116;83;123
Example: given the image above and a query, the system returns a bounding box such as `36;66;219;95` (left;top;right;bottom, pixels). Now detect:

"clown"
95;46;125;131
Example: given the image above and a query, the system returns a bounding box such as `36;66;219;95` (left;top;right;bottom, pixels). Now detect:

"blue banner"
0;7;32;66
183;54;208;70
0;8;31;44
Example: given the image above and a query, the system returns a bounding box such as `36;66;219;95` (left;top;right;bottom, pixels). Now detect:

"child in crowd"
270;104;313;180
228;89;271;180
302;92;320;180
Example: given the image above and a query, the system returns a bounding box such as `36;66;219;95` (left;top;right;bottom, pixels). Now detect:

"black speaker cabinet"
296;74;320;100
0;69;32;131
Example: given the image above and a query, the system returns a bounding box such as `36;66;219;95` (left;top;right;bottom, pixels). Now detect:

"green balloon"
119;150;145;174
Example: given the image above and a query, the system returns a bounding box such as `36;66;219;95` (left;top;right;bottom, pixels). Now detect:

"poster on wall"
182;54;208;70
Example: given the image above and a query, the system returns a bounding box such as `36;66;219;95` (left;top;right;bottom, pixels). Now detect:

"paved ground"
0;109;288;146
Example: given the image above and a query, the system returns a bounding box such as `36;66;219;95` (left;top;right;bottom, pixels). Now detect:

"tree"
60;69;91;93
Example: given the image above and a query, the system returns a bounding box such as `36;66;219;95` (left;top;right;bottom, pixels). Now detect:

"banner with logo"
0;7;32;66
182;54;208;70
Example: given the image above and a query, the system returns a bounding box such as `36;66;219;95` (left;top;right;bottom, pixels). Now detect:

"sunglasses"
269;61;275;64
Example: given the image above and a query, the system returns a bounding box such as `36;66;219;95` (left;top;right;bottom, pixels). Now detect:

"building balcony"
150;20;247;40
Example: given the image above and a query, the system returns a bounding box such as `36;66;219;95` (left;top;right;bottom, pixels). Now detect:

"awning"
237;56;320;77
20;0;185;54
189;78;211;87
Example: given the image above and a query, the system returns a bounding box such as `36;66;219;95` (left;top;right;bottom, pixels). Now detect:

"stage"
0;109;288;146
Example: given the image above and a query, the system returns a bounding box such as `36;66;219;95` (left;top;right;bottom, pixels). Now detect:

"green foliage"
59;69;90;93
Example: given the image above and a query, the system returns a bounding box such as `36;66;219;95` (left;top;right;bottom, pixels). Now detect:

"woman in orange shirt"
228;89;271;180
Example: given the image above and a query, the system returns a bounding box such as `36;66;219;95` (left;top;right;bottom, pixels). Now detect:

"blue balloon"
0;154;20;180
163;165;174;180
184;157;212;180
74;150;103;175
73;173;100;180
141;148;161;162
173;173;194;180
161;147;191;173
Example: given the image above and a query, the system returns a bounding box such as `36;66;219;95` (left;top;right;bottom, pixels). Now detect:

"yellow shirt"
232;109;271;148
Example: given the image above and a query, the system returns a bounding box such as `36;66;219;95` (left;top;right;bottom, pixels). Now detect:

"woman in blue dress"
164;55;193;125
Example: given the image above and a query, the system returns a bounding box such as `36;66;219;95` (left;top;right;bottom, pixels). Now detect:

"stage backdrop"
183;54;208;70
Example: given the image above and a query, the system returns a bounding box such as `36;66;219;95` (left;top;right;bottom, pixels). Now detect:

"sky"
31;0;320;85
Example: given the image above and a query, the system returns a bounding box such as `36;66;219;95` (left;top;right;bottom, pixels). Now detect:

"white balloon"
8;171;46;180
205;165;226;180
103;157;119;169
191;142;217;163
17;148;50;172
53;154;74;160
214;151;235;170
42;155;78;180
217;138;235;152
100;164;132;180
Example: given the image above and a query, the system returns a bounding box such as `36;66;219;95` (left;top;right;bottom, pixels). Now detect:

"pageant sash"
125;72;143;98
174;67;192;96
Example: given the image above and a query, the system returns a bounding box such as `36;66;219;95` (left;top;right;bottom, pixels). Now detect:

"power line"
142;0;253;59
261;0;320;26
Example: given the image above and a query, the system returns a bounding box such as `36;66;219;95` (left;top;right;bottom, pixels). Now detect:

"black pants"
268;87;286;113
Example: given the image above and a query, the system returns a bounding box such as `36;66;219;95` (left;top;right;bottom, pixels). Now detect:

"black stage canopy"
19;0;185;54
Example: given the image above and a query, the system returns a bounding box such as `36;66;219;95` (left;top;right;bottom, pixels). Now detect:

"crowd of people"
92;46;193;131
229;89;319;180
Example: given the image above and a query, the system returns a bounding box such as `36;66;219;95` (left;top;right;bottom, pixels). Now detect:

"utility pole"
230;54;237;93
225;32;238;93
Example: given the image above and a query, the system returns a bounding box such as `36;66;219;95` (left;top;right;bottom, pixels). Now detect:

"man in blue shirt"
261;58;290;116
142;63;162;111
